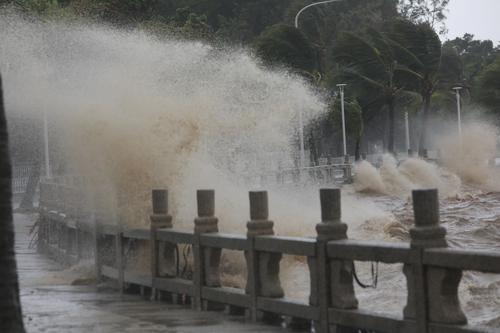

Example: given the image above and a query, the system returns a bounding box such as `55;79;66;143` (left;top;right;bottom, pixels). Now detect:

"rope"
175;244;180;276
352;261;379;289
181;244;192;278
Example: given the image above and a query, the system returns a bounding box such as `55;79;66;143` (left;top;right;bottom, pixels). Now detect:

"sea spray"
438;123;500;189
0;13;327;230
354;154;461;198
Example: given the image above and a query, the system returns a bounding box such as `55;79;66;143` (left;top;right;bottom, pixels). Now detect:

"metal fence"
37;179;499;333
12;164;35;194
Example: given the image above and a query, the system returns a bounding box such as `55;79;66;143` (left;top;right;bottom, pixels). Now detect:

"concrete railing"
37;180;499;333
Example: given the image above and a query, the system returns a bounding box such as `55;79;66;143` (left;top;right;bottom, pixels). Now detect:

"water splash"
0;12;326;229
438;122;500;189
354;155;461;198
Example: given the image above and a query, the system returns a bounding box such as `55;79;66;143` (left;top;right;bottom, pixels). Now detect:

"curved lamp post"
294;0;344;29
295;0;343;167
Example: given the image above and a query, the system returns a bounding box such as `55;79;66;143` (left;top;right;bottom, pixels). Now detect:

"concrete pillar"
245;191;284;298
309;188;358;333
150;189;175;278
194;190;221;287
321;189;357;308
403;189;466;325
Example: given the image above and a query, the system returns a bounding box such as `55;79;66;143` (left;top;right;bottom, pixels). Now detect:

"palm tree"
0;73;26;332
334;29;408;153
386;19;442;155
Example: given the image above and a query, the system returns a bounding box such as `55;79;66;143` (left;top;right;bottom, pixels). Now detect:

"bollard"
408;149;413;157
403;189;466;328
309;188;358;333
193;190;223;311
150;189;175;285
245;191;284;323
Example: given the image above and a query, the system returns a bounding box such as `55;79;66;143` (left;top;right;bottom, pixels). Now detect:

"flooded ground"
268;182;500;329
15;213;286;332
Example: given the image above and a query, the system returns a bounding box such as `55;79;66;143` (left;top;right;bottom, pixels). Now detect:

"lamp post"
298;109;305;169
453;87;463;138
405;111;411;155
43;109;51;179
294;0;343;29
295;0;342;168
337;84;347;157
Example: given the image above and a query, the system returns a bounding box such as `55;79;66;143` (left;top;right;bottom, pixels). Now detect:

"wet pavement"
15;213;285;332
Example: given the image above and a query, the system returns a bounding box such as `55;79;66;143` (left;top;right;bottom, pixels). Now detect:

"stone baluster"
194;190;221;287
403;189;466;330
193;190;223;311
246;191;283;297
245;191;284;322
309;188;358;333
150;189;175;280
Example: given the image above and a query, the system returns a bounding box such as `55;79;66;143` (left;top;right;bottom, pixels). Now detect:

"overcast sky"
445;0;500;43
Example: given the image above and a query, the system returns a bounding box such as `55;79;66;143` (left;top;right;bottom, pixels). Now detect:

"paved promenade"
14;213;285;332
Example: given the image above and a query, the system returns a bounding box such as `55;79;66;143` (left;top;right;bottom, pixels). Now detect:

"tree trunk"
418;93;431;156
387;101;395;154
354;136;361;161
0;74;26;332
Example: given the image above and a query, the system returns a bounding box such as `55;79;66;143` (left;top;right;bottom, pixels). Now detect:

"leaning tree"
386;19;442;155
333;29;409;154
0;73;25;332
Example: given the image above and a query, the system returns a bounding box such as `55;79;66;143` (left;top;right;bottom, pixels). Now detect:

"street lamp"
295;0;343;168
453;87;463;138
43;109;51;179
404;111;411;155
336;84;347;157
295;0;343;29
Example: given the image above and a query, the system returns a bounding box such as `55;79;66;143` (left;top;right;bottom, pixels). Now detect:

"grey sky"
446;0;500;43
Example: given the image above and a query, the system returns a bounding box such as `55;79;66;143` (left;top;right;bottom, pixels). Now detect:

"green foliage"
443;33;500;87
14;0;60;14
387;18;441;83
254;24;316;73
333;28;412;152
398;0;449;34
385;18;442;151
474;56;500;113
438;45;463;87
329;98;364;140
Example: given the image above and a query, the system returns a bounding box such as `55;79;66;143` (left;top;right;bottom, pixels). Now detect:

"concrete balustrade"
37;181;500;333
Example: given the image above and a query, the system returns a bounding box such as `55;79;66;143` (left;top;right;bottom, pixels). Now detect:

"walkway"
14;213;285;332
